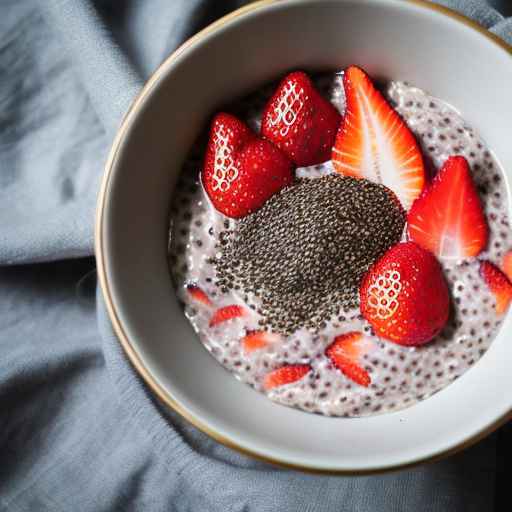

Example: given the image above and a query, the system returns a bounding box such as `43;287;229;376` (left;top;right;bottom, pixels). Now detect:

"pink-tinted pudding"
169;70;510;417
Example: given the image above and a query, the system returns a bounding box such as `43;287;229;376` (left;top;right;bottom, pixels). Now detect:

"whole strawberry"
360;242;450;346
261;71;341;167
202;113;294;218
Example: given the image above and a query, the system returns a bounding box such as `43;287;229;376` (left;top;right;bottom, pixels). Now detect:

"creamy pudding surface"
168;71;509;417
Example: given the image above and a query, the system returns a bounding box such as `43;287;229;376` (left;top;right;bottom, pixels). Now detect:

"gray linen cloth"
1;1;511;510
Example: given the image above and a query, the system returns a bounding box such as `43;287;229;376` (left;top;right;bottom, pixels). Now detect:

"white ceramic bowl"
96;0;512;473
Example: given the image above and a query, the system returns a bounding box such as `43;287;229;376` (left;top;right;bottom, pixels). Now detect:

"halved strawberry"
407;156;488;260
186;284;212;306
360;242;450;346
480;260;512;315
263;364;311;390
325;332;371;387
241;330;280;354
209;304;245;327
261;71;341;167
502;251;512;282
332;66;425;210
202;113;294;218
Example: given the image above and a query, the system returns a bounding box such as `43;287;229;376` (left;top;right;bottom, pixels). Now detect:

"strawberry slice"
261;71;341;167
202;113;293;218
186;284;212;306
263;364;311;390
209;305;245;327
360;242;450;346
407;156;488;260
241;330;280;354
480;260;512;315
330;357;371;388
332;66;425;210
325;332;371;387
326;332;367;359
502;251;512;282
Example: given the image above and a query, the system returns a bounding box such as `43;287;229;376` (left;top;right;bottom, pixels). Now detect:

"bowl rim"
95;0;512;475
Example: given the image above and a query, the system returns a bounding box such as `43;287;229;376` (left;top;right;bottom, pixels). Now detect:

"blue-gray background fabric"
0;1;511;510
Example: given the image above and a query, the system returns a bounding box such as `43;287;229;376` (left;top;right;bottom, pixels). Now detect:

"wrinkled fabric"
0;1;511;510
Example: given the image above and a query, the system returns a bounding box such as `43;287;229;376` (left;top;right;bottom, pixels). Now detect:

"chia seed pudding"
168;71;510;417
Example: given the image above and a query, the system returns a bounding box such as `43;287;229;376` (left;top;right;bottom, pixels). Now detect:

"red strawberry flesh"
502;251;512;282
328;331;363;359
241;330;279;353
480;260;512;315
407;155;488;260
186;284;211;306
332;66;425;210
209;304;245;327
325;332;371;387
261;71;341;167
263;364;311;390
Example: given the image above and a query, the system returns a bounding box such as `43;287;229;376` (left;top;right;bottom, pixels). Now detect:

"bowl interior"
99;0;512;472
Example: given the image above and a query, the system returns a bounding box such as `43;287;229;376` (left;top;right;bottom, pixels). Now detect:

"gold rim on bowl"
95;0;512;475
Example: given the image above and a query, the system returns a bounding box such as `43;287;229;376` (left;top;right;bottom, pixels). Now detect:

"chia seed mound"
214;175;405;334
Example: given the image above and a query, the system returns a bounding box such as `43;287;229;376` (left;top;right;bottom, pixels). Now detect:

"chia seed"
214;175;405;333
